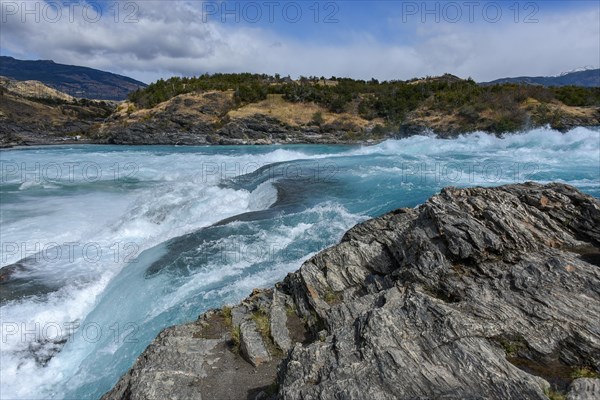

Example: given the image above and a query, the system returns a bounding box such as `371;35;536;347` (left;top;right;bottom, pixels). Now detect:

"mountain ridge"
481;68;600;87
0;56;146;100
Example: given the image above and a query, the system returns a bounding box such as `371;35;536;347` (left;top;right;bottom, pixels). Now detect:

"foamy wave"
350;126;599;158
1;127;598;399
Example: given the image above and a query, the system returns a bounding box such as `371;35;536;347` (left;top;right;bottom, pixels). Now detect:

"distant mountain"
0;56;146;100
481;68;600;87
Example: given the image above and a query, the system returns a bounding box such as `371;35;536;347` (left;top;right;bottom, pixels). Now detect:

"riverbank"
2;75;599;148
1;134;599;399
103;182;600;400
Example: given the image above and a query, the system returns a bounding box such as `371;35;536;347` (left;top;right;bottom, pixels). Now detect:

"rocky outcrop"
101;182;600;399
87;91;375;146
403;101;600;136
97;108;378;146
0;76;76;102
3;79;599;147
0;79;114;146
567;379;600;400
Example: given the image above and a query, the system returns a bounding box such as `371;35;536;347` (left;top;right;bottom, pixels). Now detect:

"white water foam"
0;146;321;399
0;127;598;399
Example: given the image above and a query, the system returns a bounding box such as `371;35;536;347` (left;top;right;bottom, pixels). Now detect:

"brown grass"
228;94;377;128
114;90;235;124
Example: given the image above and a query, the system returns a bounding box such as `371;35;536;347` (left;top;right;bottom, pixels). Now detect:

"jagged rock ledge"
103;183;600;400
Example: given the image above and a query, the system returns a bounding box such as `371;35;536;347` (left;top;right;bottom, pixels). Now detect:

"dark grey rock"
270;290;292;352
231;304;249;328
239;320;271;367
104;183;600;400
104;323;219;400
567;379;600;400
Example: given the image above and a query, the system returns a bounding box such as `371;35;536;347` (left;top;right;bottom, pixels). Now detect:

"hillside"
0;76;114;147
2;73;599;147
94;73;600;145
481;69;600;88
0;56;146;100
96;91;388;145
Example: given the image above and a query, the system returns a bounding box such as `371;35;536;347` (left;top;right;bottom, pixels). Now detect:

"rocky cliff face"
3;81;599;147
93;91;600;145
103;182;600;399
0;77;114;147
93;92;384;146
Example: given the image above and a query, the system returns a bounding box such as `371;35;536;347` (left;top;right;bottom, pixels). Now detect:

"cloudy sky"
1;0;599;84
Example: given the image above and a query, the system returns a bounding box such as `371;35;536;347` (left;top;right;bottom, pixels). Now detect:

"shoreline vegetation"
1;73;599;148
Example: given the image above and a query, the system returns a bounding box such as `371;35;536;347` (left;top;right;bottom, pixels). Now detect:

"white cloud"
1;1;598;83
